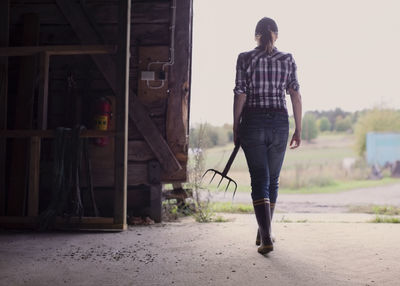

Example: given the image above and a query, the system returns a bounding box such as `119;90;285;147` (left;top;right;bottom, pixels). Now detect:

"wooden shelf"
0;129;117;138
0;45;117;57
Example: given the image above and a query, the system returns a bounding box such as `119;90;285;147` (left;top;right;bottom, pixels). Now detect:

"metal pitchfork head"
202;144;240;198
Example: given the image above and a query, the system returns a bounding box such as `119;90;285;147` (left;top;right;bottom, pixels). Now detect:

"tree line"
189;107;400;155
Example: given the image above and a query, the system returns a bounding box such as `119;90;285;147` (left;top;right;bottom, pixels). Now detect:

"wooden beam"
166;0;193;181
56;0;182;175
0;0;9;216
0;45;116;57
113;0;130;228
0;129;117;138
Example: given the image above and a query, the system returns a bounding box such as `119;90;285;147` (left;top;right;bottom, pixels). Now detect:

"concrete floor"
1;213;400;286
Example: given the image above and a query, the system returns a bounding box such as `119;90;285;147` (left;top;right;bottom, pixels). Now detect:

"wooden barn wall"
7;0;188;197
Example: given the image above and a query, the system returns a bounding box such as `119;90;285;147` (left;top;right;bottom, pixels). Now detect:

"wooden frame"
1;0;193;228
0;1;130;230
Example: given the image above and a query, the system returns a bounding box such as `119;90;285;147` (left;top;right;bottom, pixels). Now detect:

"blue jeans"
239;111;289;202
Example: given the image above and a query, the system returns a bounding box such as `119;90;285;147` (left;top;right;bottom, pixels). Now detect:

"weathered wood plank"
165;0;192;181
0;0;9;216
7;13;39;216
91;162;150;187
131;100;182;174
148;160;161;222
113;0;130;227
129;162;148;185
128;116;166;140
128;140;155;161
89;159;187;187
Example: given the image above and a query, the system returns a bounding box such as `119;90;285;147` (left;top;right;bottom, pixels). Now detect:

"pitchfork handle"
222;144;240;176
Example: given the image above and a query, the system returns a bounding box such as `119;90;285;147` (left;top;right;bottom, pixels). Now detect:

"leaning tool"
202;144;240;198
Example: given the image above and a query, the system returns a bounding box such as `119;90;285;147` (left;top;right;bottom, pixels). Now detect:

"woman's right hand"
290;129;301;149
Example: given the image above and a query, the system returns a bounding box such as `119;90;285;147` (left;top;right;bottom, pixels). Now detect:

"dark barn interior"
0;0;193;230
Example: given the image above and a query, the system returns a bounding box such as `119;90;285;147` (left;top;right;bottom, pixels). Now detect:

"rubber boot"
256;203;275;245
253;198;273;254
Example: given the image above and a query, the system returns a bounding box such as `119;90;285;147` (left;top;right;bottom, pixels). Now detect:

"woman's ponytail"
255;17;278;54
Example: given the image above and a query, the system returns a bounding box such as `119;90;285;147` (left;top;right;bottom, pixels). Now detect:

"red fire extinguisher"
93;97;112;146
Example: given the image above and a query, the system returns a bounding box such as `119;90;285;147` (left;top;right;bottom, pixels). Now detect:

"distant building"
366;132;400;166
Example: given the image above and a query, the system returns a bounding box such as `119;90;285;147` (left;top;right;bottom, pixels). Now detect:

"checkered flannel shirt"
234;47;300;111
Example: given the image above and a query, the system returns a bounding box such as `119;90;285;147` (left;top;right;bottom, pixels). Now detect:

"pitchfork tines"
202;144;240;198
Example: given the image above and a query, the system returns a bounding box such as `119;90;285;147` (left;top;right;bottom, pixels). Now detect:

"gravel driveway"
210;183;400;213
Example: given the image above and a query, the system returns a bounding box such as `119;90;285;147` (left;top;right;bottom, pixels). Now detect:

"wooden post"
113;0;131;229
27;136;40;216
7;13;39;216
37;52;49;130
25;52;50;217
0;0;9;216
166;0;193;181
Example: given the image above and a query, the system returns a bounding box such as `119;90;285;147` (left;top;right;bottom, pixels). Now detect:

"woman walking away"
233;17;302;255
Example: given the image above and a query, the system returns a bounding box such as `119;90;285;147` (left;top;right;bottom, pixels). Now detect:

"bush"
354;108;400;155
317;117;331;132
301;113;319;142
335;115;353;132
189;123;233;148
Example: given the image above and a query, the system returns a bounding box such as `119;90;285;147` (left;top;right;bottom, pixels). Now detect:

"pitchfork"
202;144;240;198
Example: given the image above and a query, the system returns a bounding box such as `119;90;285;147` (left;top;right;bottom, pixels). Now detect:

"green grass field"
198;133;400;194
204;133;355;172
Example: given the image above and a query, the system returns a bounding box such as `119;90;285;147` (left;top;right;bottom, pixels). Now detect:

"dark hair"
255;17;278;53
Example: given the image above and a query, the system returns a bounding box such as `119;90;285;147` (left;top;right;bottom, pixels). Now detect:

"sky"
190;0;400;126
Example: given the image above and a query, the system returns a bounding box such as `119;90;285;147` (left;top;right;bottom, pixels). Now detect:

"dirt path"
1;214;400;286
211;183;400;213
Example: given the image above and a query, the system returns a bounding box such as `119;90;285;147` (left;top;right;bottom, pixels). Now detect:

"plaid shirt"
234;47;300;111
